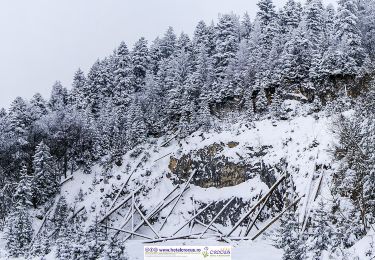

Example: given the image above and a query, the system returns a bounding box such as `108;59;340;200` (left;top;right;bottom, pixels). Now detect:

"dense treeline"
1;0;375;258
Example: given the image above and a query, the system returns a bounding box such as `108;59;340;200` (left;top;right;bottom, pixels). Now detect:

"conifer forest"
1;0;375;259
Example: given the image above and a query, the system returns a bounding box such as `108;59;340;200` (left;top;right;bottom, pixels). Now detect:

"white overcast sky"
0;0;336;109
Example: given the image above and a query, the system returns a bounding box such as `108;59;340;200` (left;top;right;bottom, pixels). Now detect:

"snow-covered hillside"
22;102;336;259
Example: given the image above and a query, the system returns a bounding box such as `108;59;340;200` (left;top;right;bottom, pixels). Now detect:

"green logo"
202;247;209;258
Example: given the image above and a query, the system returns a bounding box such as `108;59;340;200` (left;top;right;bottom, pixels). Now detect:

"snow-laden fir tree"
132;37;149;89
30;93;48;121
101;236;128;260
308;199;333;259
53;196;69;237
49;81;68;112
113;41;133;108
279;209;306;260
5;207;33;257
70;68;87;110
214;13;240;79
32;141;59;205
13;164;33;208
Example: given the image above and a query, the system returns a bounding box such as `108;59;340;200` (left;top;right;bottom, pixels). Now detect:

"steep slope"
35;101;335;258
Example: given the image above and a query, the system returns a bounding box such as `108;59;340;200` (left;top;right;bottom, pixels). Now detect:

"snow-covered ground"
1;102;373;259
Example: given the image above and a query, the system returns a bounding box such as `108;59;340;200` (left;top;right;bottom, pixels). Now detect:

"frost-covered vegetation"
1;0;375;259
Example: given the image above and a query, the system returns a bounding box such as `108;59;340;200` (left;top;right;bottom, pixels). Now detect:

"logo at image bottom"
144;245;231;259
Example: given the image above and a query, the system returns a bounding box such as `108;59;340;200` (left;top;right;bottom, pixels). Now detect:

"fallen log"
159;171;195;231
154;152;172;163
103;225;153;240
226;173;286;237
199;197;235;238
60;175;73;186
251;195;304;240
108;172;134;210
172;201;214;236
99;187;141;223
134;203;160;238
245;191;273;236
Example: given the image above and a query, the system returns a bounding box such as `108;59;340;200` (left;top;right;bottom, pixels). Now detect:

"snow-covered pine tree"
255;88;268;113
113;42;133;109
279;0;302;34
53;196;69;237
126;98;147;148
160;26;177;59
132;37;150;90
5;207;33;257
49;81;68;111
13;164;33;208
102;236;127;260
279;209;306;260
333;0;368;76
70;68;87;110
30;93;48;121
243;87;255;122
29;230;50;258
358;0;375;61
56;224;73;260
84;215;107;259
240;12;252;40
270;91;287;120
214;13;240;80
32;141;59;205
309;199;333;259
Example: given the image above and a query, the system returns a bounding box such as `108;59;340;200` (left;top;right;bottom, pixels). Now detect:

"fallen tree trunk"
251;195;304;240
226;173;286;237
99;187;141;223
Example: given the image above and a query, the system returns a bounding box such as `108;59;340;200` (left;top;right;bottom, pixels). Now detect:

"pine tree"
358;0;375;61
84;215;107;259
8;97;31;149
126;99;147;148
14;164;33;208
279;209;306;260
255;0;280;89
270;91;286;120
113;42;133;108
257;0;277;30
244;88;255;122
102;236;127;260
279;26;311;92
334;0;368;75
70;68;87;109
241;12;253;40
309;199;332;259
280;0;302;34
56;224;73;259
32;141;58;205
5;207;33;257
214;13;240;79
29;231;50;258
255;88;268;113
160;26;177;59
30;93;48;121
53;196;69;236
191;44;215;87
132;37;149;90
49;81;68;111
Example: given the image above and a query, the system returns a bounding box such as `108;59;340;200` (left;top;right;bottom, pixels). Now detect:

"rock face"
168;142;281;189
168;143;250;188
167;142;286;224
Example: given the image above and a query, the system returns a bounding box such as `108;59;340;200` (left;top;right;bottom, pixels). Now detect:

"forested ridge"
1;0;375;259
